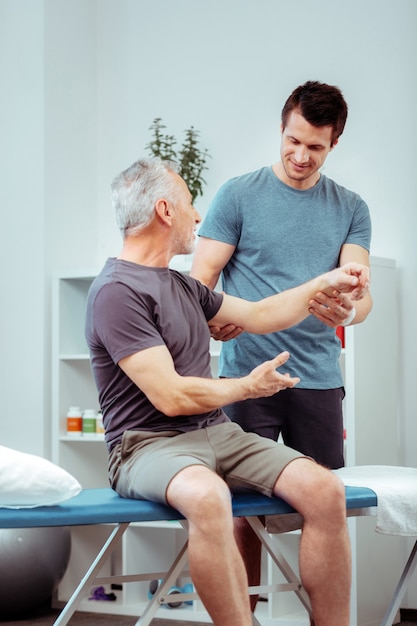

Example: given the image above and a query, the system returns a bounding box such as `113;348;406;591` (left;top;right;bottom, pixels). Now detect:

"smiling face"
276;109;337;190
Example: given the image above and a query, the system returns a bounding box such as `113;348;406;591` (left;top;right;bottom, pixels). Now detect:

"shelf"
55;592;308;624
63;598;208;620
60;435;105;442
131;520;184;530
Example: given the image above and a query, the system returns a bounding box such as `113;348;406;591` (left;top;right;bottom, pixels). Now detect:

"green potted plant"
146;117;210;203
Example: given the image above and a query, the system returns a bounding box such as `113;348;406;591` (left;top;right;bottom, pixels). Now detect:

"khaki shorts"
108;422;306;504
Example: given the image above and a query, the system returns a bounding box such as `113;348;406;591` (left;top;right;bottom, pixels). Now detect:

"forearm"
164;375;252;416
249;275;329;333
120;348;252;417
215;274;330;335
211;262;369;335
339;244;372;326
126;349;300;417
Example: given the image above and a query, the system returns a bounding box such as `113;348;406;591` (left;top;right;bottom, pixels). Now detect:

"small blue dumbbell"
148;579;194;608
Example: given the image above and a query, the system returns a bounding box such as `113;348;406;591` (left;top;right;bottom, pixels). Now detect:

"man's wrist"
341;306;356;326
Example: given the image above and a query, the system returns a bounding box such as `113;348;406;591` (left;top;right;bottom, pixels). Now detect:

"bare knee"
310;471;346;520
167;466;233;532
274;460;346;525
193;485;233;530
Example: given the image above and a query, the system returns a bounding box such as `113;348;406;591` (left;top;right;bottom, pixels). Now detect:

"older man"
85;157;370;626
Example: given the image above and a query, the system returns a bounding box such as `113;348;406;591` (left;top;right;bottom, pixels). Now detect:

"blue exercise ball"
0;526;71;617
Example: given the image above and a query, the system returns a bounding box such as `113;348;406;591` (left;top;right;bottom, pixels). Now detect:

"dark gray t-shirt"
85;258;226;450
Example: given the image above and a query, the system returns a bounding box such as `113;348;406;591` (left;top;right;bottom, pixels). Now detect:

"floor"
0;606;205;626
0;605;416;626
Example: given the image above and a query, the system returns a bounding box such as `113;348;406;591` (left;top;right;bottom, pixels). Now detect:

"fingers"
270;351;290;368
248;351;300;398
209;324;243;342
340;262;370;290
309;291;357;327
309;292;355;327
327;265;370;299
270;352;300;386
349;284;369;301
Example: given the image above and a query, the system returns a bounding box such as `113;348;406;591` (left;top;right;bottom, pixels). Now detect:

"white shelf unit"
51;271;109;490
52;257;401;625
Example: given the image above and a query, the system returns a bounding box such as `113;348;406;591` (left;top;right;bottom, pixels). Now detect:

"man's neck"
272;162;321;190
118;234;170;268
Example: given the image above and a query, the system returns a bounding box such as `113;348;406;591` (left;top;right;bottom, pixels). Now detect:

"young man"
85;157;369;626
192;80;372;467
191;81;372;608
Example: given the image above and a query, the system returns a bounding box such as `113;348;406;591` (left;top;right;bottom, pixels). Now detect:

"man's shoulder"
90;260;171;303
320;174;363;202
222;166;271;190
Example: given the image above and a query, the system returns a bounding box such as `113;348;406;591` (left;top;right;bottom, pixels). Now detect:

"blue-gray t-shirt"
198;166;372;388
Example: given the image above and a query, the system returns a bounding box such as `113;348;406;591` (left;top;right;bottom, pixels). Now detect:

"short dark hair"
281;81;348;146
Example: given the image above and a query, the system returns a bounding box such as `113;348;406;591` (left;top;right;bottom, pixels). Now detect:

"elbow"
153;397;179;417
160;403;181;418
192;271;218;290
147;374;195;417
152;390;188;417
190;261;219;290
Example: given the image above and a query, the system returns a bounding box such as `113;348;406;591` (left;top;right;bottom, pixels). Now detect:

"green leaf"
146;118;211;202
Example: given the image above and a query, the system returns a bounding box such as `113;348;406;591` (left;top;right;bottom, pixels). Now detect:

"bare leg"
167;465;252;626
233;516;264;612
274;459;351;626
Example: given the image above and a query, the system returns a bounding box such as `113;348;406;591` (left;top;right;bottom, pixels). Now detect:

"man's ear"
155;199;173;225
330;138;339;150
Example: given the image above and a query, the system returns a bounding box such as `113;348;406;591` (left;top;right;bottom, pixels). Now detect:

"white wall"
1;0;99;453
0;0;46;452
1;0;417;608
44;0;98;270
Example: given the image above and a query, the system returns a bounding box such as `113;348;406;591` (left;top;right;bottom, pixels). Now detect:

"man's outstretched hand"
245;351;300;399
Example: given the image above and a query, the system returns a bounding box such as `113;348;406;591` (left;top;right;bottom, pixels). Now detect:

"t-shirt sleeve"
91;282;165;365
345;196;372;252
199;282;224;321
180;272;224;320
198;179;241;246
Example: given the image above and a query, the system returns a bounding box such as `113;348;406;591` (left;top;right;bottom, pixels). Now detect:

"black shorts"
223;387;345;469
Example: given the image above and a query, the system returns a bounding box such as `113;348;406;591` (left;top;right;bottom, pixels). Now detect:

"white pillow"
0;445;82;508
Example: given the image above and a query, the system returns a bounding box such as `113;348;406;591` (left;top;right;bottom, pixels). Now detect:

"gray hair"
111;157;180;238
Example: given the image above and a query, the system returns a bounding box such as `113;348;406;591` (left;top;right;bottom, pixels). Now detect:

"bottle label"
96;416;105;434
67;416;82;435
82;418;97;434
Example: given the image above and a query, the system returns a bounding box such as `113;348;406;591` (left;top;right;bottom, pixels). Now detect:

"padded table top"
0;486;377;529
